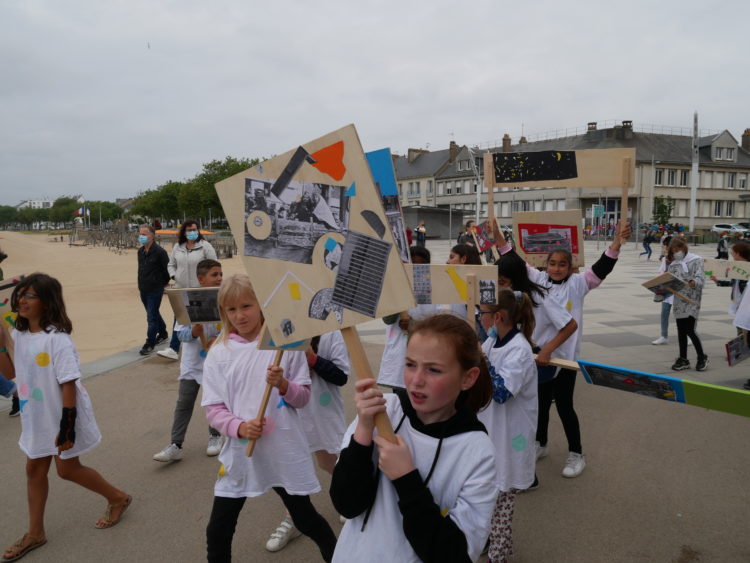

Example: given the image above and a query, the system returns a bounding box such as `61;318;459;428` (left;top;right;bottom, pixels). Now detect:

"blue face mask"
186;231;199;241
138;235;149;245
487;325;498;340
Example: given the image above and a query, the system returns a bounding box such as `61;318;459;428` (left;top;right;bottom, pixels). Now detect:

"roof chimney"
502;134;512;153
587;122;597;131
743;129;750;153
449;141;459;163
519;136;528;144
622;120;633;129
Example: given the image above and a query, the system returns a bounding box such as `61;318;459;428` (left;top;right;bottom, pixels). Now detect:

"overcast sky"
2;0;748;206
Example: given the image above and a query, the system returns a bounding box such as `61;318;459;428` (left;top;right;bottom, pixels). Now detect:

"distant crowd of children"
1;217;748;563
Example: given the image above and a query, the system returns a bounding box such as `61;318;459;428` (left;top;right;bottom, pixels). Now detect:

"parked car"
710;223;749;234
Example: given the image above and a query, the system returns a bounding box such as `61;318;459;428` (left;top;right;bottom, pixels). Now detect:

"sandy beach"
0;232;247;363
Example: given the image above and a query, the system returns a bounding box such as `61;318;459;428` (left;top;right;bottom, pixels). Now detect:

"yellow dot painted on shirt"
35;353;50;367
566;300;572;312
440;508;450;517
217;464;226;477
216;323;222;331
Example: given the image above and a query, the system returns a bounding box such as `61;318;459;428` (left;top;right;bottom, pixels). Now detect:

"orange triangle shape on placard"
311;141;346;181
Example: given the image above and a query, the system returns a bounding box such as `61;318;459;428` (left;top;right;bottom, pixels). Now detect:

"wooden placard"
642;272;697;305
405;264;498;305
726;333;750;367
366;148;410;264
511;210;585;268
257;324;309;351
0;274;26;333
165;287;220;326
483;148;636;189
214;124;415;347
578;360;750;418
703;259;750;281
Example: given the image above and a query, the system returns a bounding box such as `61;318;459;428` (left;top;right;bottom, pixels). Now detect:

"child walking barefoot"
331;314;498;562
478;290;538;562
201;274;336;562
2;273;130;563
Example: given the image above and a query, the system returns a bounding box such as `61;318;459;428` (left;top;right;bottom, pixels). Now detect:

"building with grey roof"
393;121;750;234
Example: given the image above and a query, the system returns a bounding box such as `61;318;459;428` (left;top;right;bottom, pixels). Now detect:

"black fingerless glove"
55;406;77;446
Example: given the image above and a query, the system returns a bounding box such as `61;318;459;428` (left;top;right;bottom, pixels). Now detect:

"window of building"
714;172;724;189
472;181;478;193
458;160;469;171
534;200;543;211
667;169;676;186
726;147;735;160
715;147;724;160
398;183;402;197
481;202;487;216
445;183;452;195
655;168;664;185
437;182;443;195
726;201;734;217
727;172;736;188
427;180;433;194
501;202;510;217
557;199;566;210
544;199;556;211
701;171;711;187
679;170;689;187
714;200;723;216
455;181;462;195
740;174;747;189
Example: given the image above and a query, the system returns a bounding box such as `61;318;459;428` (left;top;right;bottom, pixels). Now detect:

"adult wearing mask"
158;219;217;360
137;224;170;356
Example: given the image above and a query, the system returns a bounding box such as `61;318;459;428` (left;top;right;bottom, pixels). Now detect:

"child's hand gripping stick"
245;349;284;457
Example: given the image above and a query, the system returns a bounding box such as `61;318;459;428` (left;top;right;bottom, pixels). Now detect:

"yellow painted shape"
566;300;572;311
35;353;50;367
440;507;450;517
289;282;301;300
445;266;468;301
217;464;226;477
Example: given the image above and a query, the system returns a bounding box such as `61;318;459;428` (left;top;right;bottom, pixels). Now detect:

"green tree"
652;195;675;226
0;206;18;228
50;197;81;224
190;156;258;220
17;207;37;229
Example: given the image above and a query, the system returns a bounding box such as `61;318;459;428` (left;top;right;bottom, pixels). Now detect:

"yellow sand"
0;232;245;363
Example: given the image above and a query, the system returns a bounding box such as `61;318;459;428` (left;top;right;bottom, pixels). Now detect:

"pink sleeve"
498;242;513;255
582;269;603;290
605;248;620;259
205;403;244;438
280;381;311;408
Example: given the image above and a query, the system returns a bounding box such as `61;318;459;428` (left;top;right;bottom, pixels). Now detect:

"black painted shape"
360;210;386;239
492;151;578;183
270;146;317;198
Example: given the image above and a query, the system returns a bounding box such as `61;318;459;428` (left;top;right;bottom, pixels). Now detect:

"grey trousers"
171;379;219;446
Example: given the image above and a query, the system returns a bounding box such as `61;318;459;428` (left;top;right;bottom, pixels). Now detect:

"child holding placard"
153;259;224;463
201;273;336;562
477;289;538;563
3;274;131;563
330;314;498;562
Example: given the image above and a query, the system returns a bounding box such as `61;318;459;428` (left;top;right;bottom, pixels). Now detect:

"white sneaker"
153;443;183;462
535;441;549;460
651;336;668;345
157;348;179;360
265;518;301;552
562;452;586;478
206;436;224;456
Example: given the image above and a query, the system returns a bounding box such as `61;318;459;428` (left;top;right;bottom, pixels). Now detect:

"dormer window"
726;147;735;160
716;147;723;160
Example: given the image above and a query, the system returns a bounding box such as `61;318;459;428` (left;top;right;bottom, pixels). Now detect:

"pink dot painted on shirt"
19;383;29;398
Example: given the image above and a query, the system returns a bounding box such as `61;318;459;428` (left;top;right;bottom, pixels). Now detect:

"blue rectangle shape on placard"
366;148;398;196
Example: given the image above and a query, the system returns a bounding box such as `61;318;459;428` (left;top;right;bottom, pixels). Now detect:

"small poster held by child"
512;210;584;268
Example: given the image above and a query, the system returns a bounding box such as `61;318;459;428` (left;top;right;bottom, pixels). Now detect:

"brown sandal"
95;494;132;529
2;534;47;562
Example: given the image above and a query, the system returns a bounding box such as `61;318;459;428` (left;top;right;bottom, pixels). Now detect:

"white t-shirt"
528;268;589;358
12;329;101;459
201;339;319;497
175;321;220;384
530;290;575;361
333;394;498;563
478;331;538;492
377;304;466;388
733;282;750;331
299;331;350;454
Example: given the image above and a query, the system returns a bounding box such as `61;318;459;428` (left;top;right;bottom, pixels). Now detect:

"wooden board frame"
165;287;220;326
215;124;415;347
511;209;585;268
405;264;499;305
703;259;750;281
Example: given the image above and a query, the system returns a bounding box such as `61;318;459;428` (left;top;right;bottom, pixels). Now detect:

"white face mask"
673;251;685;261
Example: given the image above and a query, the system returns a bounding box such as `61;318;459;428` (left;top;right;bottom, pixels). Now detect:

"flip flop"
2;534;47;562
95;494;132;529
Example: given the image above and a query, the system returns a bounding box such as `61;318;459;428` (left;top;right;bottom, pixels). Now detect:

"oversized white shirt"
175;321;219;384
299;331;350;454
201;338;318;497
13;329;101;459
333;395;498;563
529;290;576;361
478;331;538;491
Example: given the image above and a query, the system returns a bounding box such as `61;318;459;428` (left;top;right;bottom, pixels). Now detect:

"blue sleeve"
177;326;195;342
488;363;513;404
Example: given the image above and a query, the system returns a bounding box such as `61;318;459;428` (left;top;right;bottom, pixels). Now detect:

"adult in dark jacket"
137;224;170;355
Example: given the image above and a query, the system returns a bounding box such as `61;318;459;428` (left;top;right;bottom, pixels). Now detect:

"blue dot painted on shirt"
511;434;527;452
276;398;291;409
319;392;332;407
239;438;249;444
199;349;207;358
18;399;28;413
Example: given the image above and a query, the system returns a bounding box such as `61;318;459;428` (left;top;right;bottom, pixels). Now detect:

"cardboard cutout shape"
215;125;415;346
511;210;585;268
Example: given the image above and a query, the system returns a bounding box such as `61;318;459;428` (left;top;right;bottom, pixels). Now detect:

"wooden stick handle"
198;327;208;351
246;349;284;457
534;355;580;371
667;288;699;306
341;325;396;443
466;274;477;334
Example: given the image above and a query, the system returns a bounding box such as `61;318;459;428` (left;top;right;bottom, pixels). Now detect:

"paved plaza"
1;239;748;562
